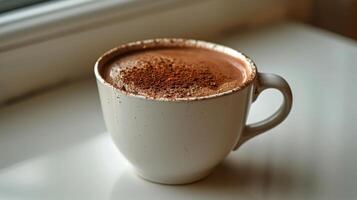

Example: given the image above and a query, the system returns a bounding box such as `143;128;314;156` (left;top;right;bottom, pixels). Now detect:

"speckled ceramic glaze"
94;38;293;184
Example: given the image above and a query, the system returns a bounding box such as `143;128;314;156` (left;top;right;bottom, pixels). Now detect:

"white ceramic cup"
94;39;292;184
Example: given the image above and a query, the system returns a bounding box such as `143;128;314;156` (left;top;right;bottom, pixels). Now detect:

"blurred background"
290;0;357;40
1;0;356;39
0;0;356;103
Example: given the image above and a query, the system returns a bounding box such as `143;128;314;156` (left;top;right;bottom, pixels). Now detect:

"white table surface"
1;22;356;200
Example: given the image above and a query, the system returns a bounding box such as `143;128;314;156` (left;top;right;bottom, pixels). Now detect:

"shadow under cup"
94;38;290;185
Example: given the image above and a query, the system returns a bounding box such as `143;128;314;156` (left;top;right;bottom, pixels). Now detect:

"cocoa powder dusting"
119;56;228;98
103;47;248;99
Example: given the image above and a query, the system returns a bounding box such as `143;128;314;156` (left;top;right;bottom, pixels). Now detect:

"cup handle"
233;73;293;150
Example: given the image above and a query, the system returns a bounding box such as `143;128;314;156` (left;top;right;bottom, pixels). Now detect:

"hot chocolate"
102;47;250;99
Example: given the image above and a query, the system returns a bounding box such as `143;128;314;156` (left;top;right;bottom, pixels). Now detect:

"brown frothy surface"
102;47;249;99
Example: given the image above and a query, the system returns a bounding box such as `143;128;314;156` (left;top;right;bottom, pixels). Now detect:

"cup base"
135;168;214;185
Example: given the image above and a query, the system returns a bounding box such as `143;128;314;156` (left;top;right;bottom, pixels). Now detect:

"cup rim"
94;38;257;102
